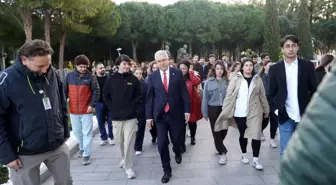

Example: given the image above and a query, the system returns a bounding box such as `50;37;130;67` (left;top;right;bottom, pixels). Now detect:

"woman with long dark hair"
201;62;230;165
215;58;269;170
315;54;335;85
177;60;202;150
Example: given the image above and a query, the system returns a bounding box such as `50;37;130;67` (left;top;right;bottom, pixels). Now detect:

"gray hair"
154;50;169;61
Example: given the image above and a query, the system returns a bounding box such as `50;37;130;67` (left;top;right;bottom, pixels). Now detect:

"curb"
40;117;100;183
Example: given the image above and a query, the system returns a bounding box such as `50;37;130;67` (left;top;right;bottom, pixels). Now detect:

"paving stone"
42;119;280;185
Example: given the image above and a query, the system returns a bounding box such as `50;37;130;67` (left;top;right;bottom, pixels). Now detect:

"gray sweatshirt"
201;77;228;118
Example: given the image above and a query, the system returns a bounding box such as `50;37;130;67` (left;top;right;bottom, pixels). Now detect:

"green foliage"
263;0;280;63
0;165;9;184
297;0;314;60
68;61;73;71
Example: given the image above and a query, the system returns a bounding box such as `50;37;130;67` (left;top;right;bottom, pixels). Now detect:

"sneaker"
82;156;91;165
186;131;191;137
109;139;116;145
78;150;84;158
261;133;266;141
100;140;108;146
253;160;263;170
218;154;227;165
241;155;249;164
135;151;142;156
151;138;157;144
119;159;125;168
270;139;277;148
125;168;136;179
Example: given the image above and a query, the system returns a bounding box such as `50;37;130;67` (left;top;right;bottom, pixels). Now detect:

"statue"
177;44;189;61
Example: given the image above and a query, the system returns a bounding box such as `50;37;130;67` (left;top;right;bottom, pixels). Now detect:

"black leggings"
208;106;228;155
262;112;278;139
182;122;197;143
234;117;261;157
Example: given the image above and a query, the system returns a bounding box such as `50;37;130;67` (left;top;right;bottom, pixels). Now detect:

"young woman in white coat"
215;58;269;170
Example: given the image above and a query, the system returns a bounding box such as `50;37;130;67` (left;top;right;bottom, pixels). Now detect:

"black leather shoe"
161;172;172;183
175;154;182;164
191;137;196;145
181;144;186;153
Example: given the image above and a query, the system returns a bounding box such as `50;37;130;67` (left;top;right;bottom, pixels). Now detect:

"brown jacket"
215;73;269;140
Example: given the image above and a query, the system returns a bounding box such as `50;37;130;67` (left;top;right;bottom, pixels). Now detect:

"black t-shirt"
97;75;107;102
244;76;253;88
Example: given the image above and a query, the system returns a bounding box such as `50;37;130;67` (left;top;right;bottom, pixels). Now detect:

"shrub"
0;165;9;184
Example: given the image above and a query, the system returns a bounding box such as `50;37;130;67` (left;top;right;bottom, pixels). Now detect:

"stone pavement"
43;119;280;185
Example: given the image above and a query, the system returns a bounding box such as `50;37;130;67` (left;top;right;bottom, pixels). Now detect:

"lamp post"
116;48;122;56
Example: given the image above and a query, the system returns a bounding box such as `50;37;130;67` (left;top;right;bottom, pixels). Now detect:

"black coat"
267;59;318;123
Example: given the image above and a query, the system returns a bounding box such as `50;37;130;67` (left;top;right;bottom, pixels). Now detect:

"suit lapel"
155;71;166;93
168;68;174;93
297;59;303;85
279;61;287;89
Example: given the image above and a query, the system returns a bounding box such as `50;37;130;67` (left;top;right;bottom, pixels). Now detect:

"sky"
114;0;249;6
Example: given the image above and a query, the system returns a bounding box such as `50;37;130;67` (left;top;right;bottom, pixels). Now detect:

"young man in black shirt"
103;54;141;179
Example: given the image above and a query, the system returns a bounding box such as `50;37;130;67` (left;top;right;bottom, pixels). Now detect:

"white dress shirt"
284;58;301;122
160;68;170;87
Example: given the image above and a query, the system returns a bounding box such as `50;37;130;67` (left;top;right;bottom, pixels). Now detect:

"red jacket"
185;71;202;122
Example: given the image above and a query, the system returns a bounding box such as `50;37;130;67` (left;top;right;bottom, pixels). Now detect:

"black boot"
181;144;186;153
191;137;196;145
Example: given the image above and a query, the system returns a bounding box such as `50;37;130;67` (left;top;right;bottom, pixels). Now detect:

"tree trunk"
44;11;51;44
211;43;216;55
131;40;138;62
58;31;66;81
1;43;5;70
189;42;192;56
18;7;32;42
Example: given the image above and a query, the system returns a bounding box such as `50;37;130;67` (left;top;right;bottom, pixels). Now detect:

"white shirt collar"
160;68;170;75
284;58;298;67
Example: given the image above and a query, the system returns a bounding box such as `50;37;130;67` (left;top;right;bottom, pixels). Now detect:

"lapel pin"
172;73;175;75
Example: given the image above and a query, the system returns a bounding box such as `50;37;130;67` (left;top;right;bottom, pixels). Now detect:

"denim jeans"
95;102;113;141
70;114;93;157
279;119;297;158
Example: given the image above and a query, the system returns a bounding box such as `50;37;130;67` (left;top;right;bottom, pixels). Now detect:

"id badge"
42;97;52;110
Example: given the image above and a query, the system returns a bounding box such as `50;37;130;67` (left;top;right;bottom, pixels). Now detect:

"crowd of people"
0;35;335;185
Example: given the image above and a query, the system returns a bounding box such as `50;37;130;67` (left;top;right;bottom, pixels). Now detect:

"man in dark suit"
268;35;318;158
146;50;190;183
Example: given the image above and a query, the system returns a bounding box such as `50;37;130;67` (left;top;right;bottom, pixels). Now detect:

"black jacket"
0;59;70;165
267;59;318;123
315;67;326;86
103;72;141;120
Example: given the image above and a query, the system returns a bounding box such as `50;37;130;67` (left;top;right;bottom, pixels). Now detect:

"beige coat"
215;73;269;140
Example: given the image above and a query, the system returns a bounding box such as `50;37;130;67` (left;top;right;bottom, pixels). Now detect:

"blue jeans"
95;102;113;141
279;119;297;158
70;114;93;157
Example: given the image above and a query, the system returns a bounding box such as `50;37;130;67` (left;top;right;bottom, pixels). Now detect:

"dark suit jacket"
146;67;191;122
193;63;204;81
267;59;318;123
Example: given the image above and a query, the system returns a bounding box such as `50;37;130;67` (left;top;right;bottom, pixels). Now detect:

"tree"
0;0;42;41
263;0;280;62
297;0;314;60
51;0;102;76
116;2;160;62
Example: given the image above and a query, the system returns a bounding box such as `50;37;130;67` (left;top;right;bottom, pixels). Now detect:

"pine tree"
297;0;314;60
263;0;281;62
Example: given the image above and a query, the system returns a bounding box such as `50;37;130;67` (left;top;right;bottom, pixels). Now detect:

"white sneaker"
253;160;263;170
270;139;277;148
119;159;125;168
109;139;116;145
218;154;227;165
261;133;266;141
125;168;136;179
100;140;108;146
186;131;191;137
135;151;142;156
241;155;249;164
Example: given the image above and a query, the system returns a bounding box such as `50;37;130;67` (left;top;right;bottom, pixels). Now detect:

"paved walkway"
43;119;280;185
